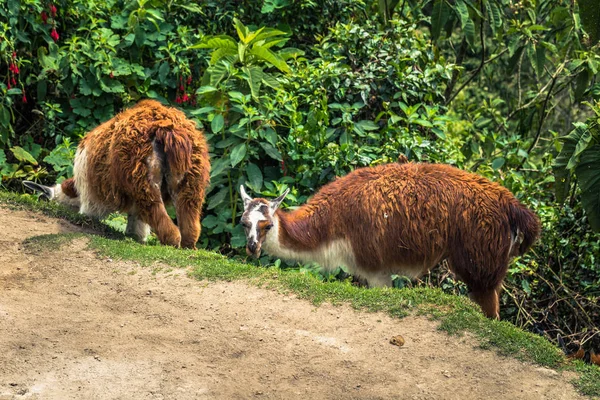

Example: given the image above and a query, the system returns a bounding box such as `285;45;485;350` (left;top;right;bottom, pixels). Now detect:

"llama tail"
507;200;541;256
154;127;193;177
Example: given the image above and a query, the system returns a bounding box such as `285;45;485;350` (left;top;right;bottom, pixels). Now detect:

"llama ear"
269;188;290;212
240;185;253;208
23;181;55;200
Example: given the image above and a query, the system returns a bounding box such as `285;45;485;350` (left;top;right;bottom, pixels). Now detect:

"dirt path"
0;207;586;400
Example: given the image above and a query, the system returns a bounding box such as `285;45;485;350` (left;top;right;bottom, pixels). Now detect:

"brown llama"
24;100;210;249
240;162;540;319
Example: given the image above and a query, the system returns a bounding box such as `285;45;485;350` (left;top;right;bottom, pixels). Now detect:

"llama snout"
246;240;261;257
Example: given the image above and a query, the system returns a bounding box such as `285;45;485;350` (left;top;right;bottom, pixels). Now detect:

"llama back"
74;100;208;214
308;162;539;275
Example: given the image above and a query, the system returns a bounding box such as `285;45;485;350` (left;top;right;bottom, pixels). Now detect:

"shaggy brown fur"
241;162;541;319
29;100;210;249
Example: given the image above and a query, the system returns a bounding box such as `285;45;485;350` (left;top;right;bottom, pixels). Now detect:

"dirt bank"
0;208;584;399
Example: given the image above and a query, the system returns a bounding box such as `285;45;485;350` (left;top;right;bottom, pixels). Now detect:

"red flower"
9;63;19;74
179;84;184;91
109;72;114;78
186;75;192;85
22;93;27;103
11;77;16;86
41;11;48;23
175;95;182;104
49;4;57;17
182;93;190;103
7;80;11;89
11;51;16;59
50;28;59;42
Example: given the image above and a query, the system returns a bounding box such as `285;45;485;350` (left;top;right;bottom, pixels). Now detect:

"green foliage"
192;18;300;98
553;102;600;231
193;17;455;251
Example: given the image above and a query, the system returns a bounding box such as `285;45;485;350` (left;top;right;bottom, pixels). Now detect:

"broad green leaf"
158;62;170;83
207;187;229;210
190;35;237;50
207;63;229;87
463;17;476;47
243;27;265;45
202;214;220;229
261;128;278;146
230;224;247;248
99;77;125;93
246;162;263;191
261;0;291;14
230;143;247;167
262;73;281;89
260;142;282;161
535;45;546;78
211;114;225;133
455;0;470;31
356;120;379;131
0;106;10;128
248;46;290;73
196;86;218;95
575;69;590;101
210;47;237;65
253;29;288;44
553;123;589;202
488;0;502;30
11;146;38;165
0;149;6;166
210;157;229;179
491;157;505;170
278;47;305;60
431;0;450;41
215;136;241;149
575;142;600;231
233;18;248;43
568;127;593;169
243;66;264;99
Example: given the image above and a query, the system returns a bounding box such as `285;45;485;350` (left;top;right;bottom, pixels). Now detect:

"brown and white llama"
240;162;541;319
24;99;210;249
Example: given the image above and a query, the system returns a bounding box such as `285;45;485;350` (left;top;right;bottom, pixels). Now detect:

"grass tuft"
2;190;598;398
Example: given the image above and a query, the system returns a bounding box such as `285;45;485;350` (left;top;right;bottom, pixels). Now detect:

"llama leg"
449;250;507;319
137;202;181;247
468;288;500;319
174;197;202;249
167;169;207;250
126;211;151;244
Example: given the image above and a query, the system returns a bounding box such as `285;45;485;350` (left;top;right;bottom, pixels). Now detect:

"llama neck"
263;206;356;271
263;205;331;258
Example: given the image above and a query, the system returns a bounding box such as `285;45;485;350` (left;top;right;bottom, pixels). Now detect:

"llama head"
23;181;55;200
240;185;289;257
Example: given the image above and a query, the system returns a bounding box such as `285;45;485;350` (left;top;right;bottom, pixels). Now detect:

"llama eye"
241;222;250;229
265;224;273;230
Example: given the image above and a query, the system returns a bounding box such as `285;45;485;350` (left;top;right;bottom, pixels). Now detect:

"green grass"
3;191;599;398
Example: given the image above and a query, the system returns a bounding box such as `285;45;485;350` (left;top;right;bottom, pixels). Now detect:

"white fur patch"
263;217;357;271
52;183;80;209
246;205;268;242
74;147;111;217
263;216;429;287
